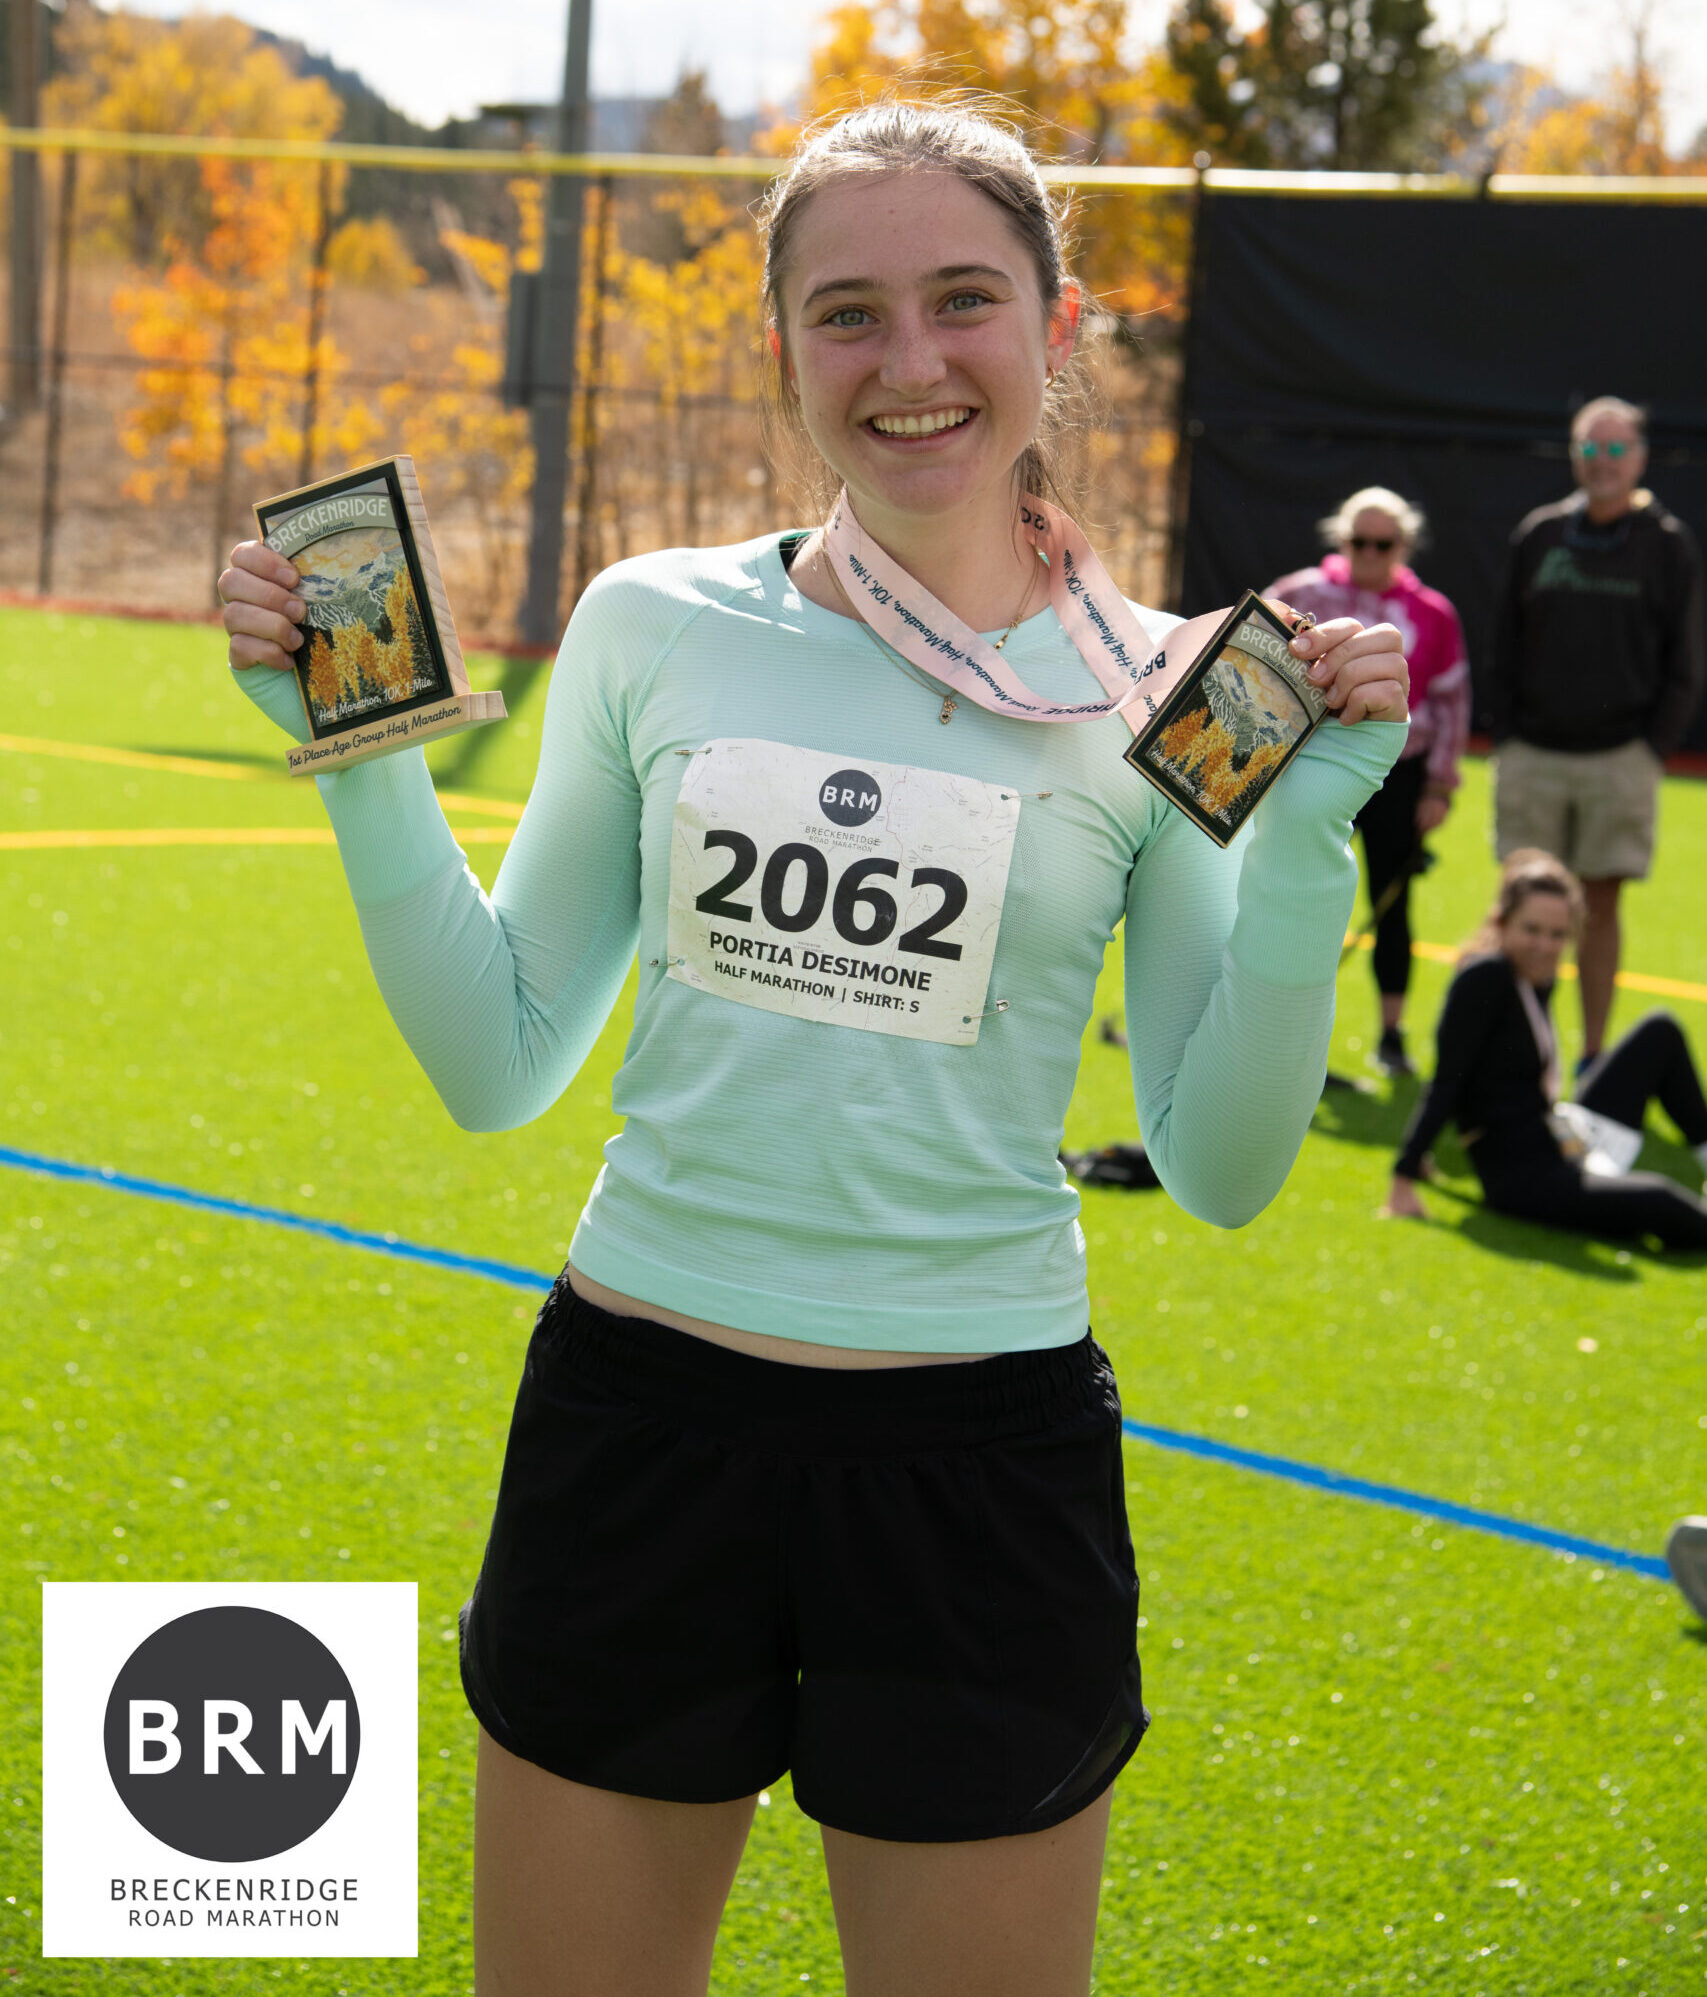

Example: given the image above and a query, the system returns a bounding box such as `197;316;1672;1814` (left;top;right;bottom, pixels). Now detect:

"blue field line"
0;1142;552;1293
1;1141;1674;1583
1122;1418;1670;1579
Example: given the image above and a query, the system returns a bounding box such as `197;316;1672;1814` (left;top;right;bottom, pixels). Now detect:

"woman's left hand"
1381;1174;1428;1220
1285;617;1410;726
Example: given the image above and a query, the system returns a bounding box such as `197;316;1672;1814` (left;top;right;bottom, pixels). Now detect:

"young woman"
220;102;1407;1997
1387;849;1707;1248
1270;487;1470;1077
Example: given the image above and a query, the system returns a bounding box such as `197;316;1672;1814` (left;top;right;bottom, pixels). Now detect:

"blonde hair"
1318;485;1425;548
755;96;1096;516
1462;848;1584;962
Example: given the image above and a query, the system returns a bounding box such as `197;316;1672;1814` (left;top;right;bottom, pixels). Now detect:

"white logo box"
42;1583;418;1958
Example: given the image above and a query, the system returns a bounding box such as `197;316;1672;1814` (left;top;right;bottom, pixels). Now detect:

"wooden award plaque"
254;456;505;777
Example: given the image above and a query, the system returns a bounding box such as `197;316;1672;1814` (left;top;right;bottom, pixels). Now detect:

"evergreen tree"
1162;0;1493;171
1163;0;1271;165
643;69;725;159
402;583;431;688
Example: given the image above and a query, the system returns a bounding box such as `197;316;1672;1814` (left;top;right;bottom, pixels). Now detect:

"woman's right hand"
1382;1174;1427;1221
219;541;305;671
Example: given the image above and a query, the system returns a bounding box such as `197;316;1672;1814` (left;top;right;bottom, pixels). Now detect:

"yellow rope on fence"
0;126;778;179
0;126;1704;200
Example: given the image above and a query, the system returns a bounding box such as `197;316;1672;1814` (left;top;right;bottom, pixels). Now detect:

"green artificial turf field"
2;605;1702;1994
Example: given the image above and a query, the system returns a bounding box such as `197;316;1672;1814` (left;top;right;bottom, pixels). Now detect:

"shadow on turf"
140;743;278;772
139;651;548;792
1419;1174;1707;1276
1311;1072;1421;1149
436;655;551;791
1317;1068;1707;1269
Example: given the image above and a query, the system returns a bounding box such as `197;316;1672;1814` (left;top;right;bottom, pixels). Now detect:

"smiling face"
1499;887;1575;986
1341;506;1407;593
776;171;1075;536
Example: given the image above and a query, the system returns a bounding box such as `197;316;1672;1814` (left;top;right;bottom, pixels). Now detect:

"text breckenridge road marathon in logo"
42;1581;418;1958
110;1872;358;1934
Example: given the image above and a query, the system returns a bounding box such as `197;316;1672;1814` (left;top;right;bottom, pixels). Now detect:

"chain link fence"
0;130;1202;646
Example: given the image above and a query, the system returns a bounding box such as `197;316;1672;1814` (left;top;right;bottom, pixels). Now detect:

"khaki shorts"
1493;737;1662;881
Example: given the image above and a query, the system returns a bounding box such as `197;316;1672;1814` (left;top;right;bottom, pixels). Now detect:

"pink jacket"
1266;554;1470;790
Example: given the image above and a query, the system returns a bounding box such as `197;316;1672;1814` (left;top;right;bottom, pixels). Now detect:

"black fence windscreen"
1177;193;1707;750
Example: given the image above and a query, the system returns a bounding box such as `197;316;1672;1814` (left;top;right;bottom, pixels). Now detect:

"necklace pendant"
939;695;956;725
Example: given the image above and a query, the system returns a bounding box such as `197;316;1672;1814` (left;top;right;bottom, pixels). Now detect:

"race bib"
666;739;1021;1046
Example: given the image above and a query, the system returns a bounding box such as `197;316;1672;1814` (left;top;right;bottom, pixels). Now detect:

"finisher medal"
1121;592;1328;847
821;492;1322;843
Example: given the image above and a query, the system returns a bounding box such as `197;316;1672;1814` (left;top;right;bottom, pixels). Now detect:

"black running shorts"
459;1278;1148;1843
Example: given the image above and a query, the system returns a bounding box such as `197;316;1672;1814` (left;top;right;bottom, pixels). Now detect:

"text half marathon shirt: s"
233;535;1401;1352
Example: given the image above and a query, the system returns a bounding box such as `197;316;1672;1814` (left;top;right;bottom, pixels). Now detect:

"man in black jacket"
1490;396;1705;1068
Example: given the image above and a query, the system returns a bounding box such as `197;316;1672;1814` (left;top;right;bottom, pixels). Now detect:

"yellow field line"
0;826;514;850
0;731;524;819
7;742;1706;1000
1345;932;1707;1006
0;730;270;783
4;835;1703;1003
429;791;524;821
1606;969;1707;1003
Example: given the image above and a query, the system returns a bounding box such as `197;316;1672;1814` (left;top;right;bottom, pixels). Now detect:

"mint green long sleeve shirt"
237;535;1402;1351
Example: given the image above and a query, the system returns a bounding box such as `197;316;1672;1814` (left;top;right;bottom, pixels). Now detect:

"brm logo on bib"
667;739;1020;1046
818;768;883;827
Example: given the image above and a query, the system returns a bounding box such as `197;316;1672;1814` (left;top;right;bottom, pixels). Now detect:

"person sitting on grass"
1385;848;1707;1248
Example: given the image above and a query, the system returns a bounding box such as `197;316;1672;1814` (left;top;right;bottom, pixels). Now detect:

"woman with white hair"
1270;487;1470;1076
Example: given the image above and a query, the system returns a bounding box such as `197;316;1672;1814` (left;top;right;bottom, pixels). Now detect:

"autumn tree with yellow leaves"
769;2;1194;569
1157;706;1285;818
111;147;385;510
380;174;541;626
44;2;344;260
299;563;431;722
588;76;768;549
782;1;1198;322
1493;52;1673;177
46;6;387;521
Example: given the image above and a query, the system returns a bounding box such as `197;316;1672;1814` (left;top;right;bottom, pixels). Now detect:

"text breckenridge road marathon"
111;1875;358;1931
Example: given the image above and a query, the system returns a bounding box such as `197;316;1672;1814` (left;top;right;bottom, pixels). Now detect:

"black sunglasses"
1348;536;1396;553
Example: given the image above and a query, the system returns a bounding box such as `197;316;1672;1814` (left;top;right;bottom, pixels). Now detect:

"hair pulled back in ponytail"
1462;848;1585;962
755;95;1097;518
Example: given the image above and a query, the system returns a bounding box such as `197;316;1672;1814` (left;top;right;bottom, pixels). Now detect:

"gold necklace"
819;540;1041;725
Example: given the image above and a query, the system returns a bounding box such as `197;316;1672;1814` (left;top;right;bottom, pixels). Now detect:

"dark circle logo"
819;768;882;827
103;1606;361;1862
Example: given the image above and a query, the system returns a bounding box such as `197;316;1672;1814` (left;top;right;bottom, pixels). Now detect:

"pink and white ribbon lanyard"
820;487;1232;736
